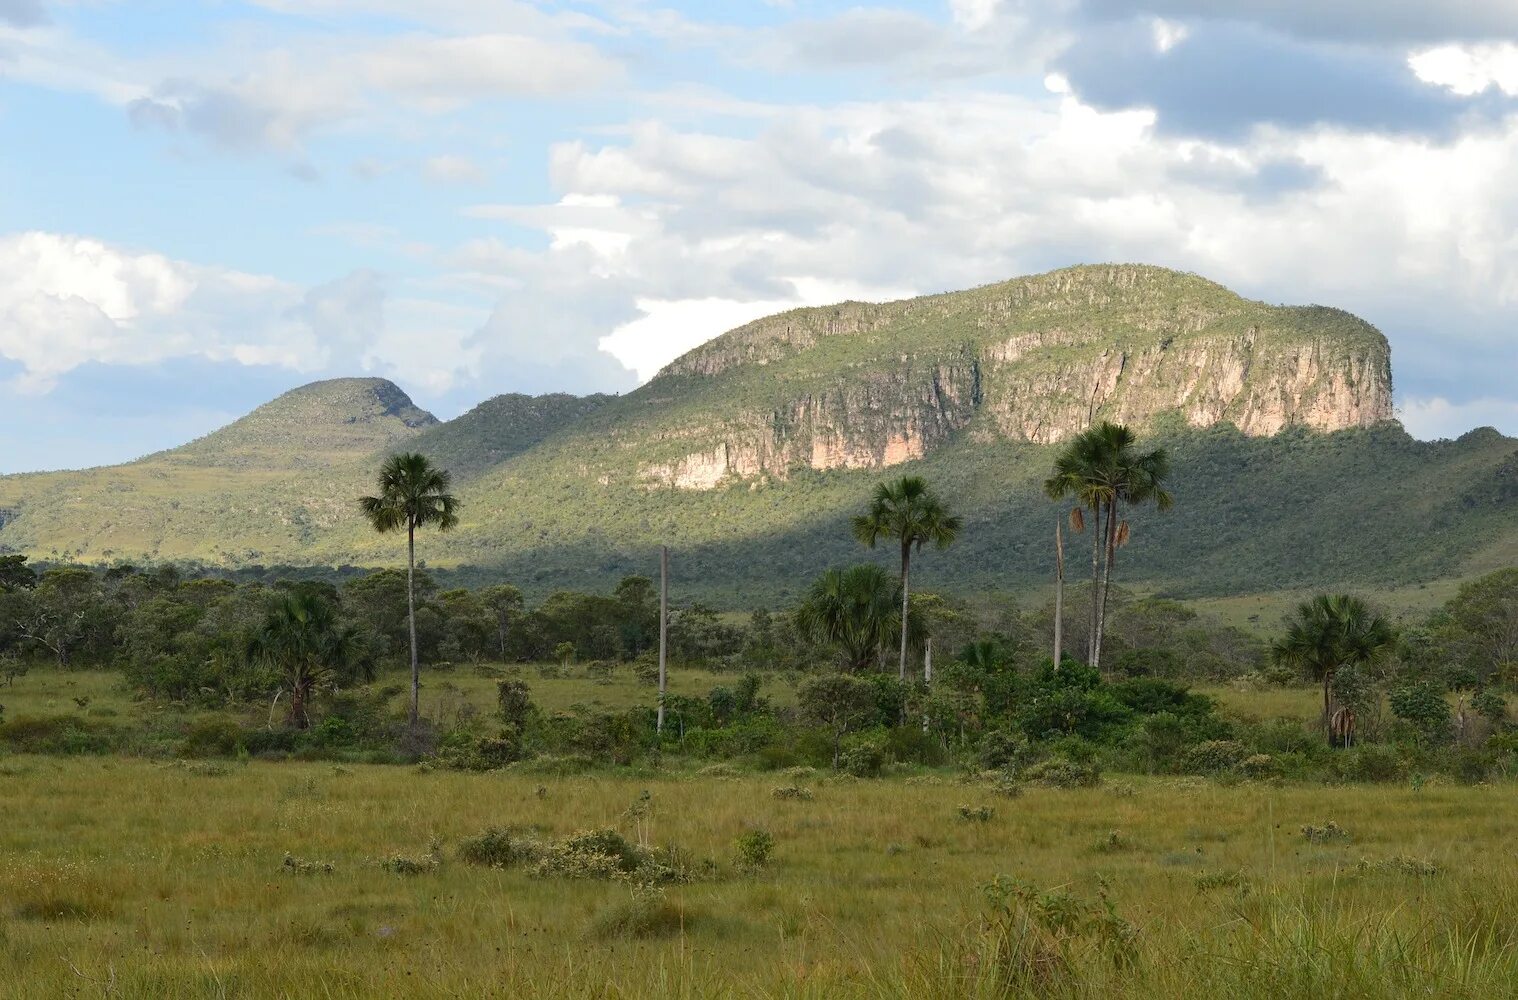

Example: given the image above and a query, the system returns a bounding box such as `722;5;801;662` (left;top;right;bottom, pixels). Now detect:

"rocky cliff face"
638;265;1393;489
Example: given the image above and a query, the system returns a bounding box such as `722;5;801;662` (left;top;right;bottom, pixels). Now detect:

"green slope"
0;265;1512;604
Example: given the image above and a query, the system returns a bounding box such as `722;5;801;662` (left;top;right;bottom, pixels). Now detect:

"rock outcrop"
638;265;1393;488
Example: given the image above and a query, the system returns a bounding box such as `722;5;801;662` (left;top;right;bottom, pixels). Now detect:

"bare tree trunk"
1088;501;1102;666
657;545;668;734
922;637;932;733
1053;518;1065;671
1093;499;1119;673
899;543;911;682
407;522;419;727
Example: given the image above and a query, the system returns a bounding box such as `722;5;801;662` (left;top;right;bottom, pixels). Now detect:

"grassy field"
0;757;1515;998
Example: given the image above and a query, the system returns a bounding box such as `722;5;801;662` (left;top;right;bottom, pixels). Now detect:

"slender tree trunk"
1088;501;1102;666
899;543;911;682
1093;499;1119;673
1053;518;1065;671
922;637;932;733
407;522;419;727
657;545;668;734
291;676;308;730
1323;670;1333;746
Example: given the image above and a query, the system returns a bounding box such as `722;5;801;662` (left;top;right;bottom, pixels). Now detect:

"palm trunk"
1053;519;1065;671
1088;501;1102;666
407;522;419;727
657;545;668;734
1093;499;1118;673
1323;670;1333;746
899;543;911;682
291;676;309;729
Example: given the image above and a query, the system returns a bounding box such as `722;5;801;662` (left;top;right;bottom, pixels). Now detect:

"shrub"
179;719;246;758
1301;821;1350;844
1024;756;1101;788
1472;689;1508;725
1180;740;1249;775
1238;753;1279;780
382;844;442;875
957;805;995;823
282;853;335;875
838;735;886;778
588;886;690;940
1194;869;1248;891
1333;743;1406;783
734;829;775;870
771;785;813;801
532;829;642;880
1356;855;1440;877
978;730;1038;772
458;828;541;869
1390;681;1451;742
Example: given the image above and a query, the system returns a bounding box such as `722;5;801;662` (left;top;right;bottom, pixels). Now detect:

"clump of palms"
853;476;961;680
1271;594;1393;744
246;591;364;728
1044;422;1171;669
795;564;922;673
358;453;459;726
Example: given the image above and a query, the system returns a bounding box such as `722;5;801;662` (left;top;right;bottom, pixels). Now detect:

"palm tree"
1044;423;1171;670
795;564;921;672
359;453;459;726
853;476;962;680
246;592;362;728
1271;594;1393;744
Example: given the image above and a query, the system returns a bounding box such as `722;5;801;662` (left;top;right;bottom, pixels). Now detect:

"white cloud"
1400;397;1518;440
1410;43;1518;96
0;232;477;394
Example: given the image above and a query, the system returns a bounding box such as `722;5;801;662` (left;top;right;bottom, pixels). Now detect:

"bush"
978;730;1038;772
1301;821;1350;844
588;886;690;940
1390;681;1451;742
957;805;995;823
1333;743;1406;783
734;829;774;870
838;735;886;778
1024;756;1101;788
179;718;245;758
458;828;540;869
771;785;813;801
1180;739;1250;775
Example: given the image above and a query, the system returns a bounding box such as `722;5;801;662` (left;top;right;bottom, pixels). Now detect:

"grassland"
1;757;1515;998
0;668;1514;997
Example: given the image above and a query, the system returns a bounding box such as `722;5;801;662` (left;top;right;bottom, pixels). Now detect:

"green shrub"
1024;756;1101;788
838;735;886;778
957;805;995;823
1301;821;1350;844
734;829;774;870
588;886;690;940
1180;739;1249;775
1333;743;1406;783
1390;681;1451;742
771;785;813;801
179;719;245;758
458;828;541;869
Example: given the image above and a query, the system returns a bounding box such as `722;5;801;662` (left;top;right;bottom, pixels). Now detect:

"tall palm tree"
246;592;362;728
795;564;921;672
1271;594;1393;744
853;476;962;680
359;453;459;725
1044;423;1172;670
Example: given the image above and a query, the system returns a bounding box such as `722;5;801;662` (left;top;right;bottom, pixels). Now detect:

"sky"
3;0;1518;473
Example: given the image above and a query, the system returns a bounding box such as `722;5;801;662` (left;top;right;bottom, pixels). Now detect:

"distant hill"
1;264;1513;604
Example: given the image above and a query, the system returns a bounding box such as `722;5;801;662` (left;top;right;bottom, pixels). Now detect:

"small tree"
798;674;877;768
359;453;459;726
246;592;363;728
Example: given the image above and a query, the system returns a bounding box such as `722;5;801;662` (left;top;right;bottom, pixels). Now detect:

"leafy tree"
853;476;962;680
17;568;109;667
1045;422;1172;669
795;564;921;672
246;592;364;728
1271;594;1394;743
358;453;460;726
1440;569;1518;684
478;583;525;662
797;673;877;768
0;555;37;593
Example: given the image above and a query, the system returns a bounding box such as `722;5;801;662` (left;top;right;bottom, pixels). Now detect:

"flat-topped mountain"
0;264;1509;602
623;264;1392;488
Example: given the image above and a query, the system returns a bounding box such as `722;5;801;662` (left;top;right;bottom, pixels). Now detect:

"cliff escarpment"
633;265;1392;488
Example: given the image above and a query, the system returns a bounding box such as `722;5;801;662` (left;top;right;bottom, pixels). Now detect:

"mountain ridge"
0;263;1510;603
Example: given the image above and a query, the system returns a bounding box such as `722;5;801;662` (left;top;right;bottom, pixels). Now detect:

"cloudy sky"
3;0;1517;472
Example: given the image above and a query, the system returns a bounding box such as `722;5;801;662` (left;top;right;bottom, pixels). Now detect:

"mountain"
1;264;1512;604
406;392;614;482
